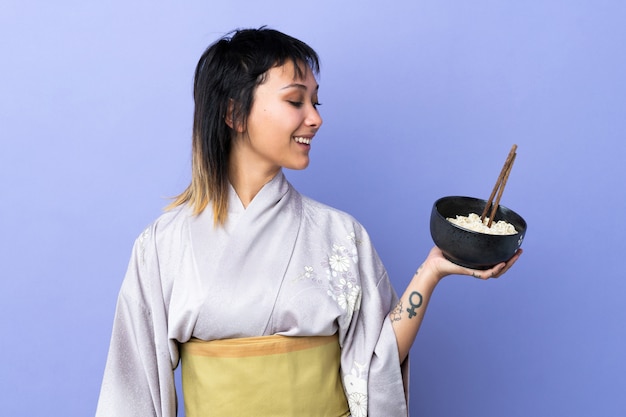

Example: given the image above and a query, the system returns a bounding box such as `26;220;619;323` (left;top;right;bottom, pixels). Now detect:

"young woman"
96;27;520;417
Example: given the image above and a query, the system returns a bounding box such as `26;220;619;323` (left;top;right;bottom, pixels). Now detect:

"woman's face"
233;61;322;175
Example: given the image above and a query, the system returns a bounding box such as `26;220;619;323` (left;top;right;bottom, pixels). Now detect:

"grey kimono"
96;171;409;416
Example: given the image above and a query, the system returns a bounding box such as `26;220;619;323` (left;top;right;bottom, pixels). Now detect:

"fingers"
469;249;523;280
470;268;498;280
498;248;523;276
470;270;489;280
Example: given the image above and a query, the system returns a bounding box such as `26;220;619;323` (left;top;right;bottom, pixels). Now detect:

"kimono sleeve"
339;229;409;417
96;226;179;417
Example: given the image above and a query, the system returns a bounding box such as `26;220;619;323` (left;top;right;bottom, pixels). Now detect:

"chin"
285;159;310;171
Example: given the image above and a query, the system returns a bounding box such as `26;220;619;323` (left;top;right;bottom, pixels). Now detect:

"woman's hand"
391;247;523;362
423;246;523;281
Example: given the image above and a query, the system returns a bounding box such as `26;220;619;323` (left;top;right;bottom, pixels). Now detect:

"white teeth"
293;136;311;145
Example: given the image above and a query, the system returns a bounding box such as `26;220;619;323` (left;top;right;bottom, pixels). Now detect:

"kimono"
96;170;409;417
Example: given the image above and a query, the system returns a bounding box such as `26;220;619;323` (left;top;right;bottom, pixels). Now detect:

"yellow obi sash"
180;334;350;417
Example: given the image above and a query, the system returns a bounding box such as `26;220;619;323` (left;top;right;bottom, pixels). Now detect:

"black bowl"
430;196;527;270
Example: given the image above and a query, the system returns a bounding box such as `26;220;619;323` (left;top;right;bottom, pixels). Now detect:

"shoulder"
298;194;390;291
300;195;364;231
122;205;194;294
299;194;379;255
133;204;194;250
154;204;193;233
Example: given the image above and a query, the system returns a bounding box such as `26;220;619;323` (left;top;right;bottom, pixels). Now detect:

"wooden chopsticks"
480;144;517;227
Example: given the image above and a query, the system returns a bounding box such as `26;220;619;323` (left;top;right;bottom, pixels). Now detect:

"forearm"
389;245;520;362
389;262;442;362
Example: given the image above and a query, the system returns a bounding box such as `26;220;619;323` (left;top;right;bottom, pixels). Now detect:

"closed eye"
288;100;322;109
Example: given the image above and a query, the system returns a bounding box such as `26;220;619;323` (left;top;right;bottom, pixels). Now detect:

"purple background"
1;1;625;416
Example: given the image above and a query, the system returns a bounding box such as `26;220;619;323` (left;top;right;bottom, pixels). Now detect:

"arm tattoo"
390;266;425;322
406;291;423;319
390;301;403;322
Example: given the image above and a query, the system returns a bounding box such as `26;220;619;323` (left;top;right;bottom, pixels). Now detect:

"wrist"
412;260;444;289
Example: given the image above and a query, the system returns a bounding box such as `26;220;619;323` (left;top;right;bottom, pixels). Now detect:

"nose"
306;105;323;129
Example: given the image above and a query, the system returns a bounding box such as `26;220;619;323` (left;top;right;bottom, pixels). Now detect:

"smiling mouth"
293;136;312;145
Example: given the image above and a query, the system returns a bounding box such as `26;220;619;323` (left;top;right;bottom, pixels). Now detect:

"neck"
228;146;280;208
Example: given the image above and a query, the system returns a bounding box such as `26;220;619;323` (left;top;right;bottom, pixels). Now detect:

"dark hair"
167;27;320;224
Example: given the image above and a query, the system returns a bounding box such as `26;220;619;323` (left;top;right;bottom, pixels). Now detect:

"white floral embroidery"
137;227;150;266
347;232;361;261
347;231;361;245
329;252;350;274
293;265;321;284
302;265;314;278
330;277;361;312
348;392;367;417
344;363;368;417
296;233;362;319
348;245;359;264
325;242;356;275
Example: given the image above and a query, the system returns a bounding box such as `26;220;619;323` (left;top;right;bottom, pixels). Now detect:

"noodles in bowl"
447;213;517;235
430;196;527;270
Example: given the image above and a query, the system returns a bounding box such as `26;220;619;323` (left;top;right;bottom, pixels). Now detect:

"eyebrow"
280;83;319;92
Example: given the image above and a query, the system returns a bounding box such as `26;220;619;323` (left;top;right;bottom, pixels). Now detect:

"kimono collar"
227;170;291;218
189;169;303;338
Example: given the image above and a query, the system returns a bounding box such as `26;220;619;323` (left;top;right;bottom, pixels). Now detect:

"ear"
225;99;245;133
